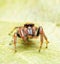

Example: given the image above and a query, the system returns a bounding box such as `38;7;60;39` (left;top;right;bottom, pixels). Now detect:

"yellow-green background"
0;0;60;64
0;0;60;23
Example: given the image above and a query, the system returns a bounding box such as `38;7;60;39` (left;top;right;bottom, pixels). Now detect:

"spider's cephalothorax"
9;23;49;52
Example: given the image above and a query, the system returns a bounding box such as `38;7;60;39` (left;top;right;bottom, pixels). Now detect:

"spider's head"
24;22;34;28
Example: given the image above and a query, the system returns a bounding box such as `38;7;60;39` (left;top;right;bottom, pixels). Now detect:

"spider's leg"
8;27;18;35
43;31;49;48
20;27;28;42
39;26;43;52
13;33;17;52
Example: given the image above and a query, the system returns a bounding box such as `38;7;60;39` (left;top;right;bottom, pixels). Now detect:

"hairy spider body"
9;23;49;52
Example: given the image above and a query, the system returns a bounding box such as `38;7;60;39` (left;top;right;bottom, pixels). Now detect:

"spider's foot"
45;46;48;48
14;50;17;53
9;43;12;45
38;48;41;52
46;40;49;44
39;49;40;52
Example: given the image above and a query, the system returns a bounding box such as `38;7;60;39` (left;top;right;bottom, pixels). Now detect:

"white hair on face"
28;26;33;35
28;26;31;29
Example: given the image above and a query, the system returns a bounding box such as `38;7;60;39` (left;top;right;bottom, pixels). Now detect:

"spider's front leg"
20;27;28;41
